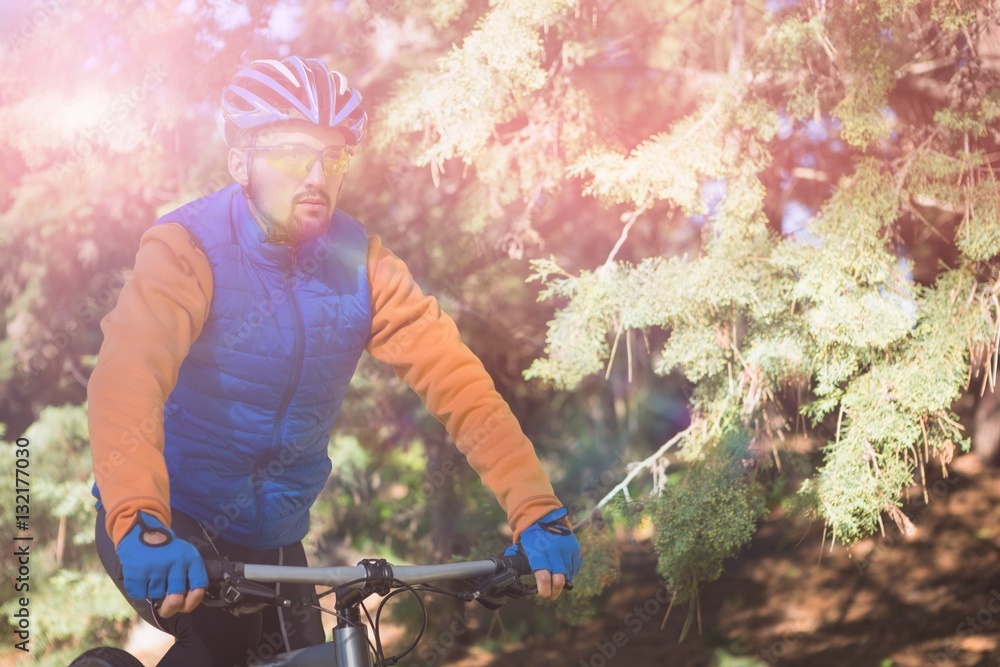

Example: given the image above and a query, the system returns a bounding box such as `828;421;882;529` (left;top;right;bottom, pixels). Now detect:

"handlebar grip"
495;551;575;590
498;551;532;576
204;559;224;582
203;557;241;583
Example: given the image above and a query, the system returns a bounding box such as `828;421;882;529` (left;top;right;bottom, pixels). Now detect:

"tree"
376;0;1000;621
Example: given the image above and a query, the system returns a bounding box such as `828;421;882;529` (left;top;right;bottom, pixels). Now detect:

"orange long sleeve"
365;235;562;540
87;223;214;545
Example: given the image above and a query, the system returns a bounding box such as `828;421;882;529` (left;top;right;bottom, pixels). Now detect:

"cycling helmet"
221;56;367;147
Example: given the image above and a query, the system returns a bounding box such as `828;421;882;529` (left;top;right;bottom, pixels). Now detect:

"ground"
446;451;1000;667
13;452;997;667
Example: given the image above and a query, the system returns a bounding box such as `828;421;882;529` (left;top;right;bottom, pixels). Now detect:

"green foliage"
712;650;770;667
494;0;1000;616
524;260;617;389
554;528;620;624
831;53;893;152
904;149;970;213
375;0;575;169
649;427;767;606
956;178;1000;262
903;148;1000;262
24;571;135;654
931;1;980;30
570;106;730;213
568;529;621;598
403;0;470;29
761;16;823;79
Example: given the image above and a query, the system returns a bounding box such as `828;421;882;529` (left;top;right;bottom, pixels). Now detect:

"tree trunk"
426;429;458;561
423;429;472;659
973;387;1000;466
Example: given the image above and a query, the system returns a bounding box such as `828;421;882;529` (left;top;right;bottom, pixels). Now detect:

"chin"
287;214;330;245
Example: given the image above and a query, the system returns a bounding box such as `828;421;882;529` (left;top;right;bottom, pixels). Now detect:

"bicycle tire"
68;647;144;667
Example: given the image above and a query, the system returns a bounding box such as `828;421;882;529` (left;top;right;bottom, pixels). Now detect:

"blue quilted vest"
151;183;369;548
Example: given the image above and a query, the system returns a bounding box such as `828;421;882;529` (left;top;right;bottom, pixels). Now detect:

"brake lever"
466;567;541;609
200;558;286;615
204;577;290;616
490;552;574;591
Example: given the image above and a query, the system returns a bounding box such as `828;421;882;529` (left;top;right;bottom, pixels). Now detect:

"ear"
228;147;249;186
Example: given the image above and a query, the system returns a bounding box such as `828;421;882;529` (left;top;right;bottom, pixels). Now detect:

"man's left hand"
505;507;582;600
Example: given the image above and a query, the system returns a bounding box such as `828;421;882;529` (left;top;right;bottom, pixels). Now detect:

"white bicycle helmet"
221;56;367;146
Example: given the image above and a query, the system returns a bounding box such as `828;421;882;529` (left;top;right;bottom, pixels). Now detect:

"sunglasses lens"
322;149;352;175
263;147;312;178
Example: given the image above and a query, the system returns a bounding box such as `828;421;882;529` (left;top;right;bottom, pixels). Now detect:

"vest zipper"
253;247;306;543
274;246;306;447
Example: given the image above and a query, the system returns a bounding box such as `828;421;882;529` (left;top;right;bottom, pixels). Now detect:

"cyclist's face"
229;122;351;245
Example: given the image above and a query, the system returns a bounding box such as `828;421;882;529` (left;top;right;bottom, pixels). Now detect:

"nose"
303;155;328;187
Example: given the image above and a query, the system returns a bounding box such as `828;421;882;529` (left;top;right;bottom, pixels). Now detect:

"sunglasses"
249;143;355;178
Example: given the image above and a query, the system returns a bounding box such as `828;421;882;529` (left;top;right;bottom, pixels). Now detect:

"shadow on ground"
447;453;1000;667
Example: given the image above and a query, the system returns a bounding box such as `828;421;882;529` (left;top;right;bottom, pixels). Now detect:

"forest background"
2;0;1000;666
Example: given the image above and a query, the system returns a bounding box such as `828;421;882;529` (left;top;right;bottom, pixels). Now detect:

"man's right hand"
115;511;208;618
505;507;582;600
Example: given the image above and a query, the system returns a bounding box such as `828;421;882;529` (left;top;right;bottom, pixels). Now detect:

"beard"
249;188;332;246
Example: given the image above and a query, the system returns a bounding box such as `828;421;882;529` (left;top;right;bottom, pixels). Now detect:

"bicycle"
69;550;558;667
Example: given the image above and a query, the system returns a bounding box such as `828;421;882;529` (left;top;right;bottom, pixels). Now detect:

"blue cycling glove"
505;507;582;581
115;511;208;601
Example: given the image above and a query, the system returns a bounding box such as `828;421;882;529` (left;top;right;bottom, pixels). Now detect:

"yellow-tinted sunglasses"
250;143;355;178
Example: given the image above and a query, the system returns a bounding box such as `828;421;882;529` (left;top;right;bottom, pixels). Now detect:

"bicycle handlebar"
203;552;533;589
113;551;563;666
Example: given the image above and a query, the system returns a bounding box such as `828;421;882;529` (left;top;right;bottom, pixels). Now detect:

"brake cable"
210;558;533;667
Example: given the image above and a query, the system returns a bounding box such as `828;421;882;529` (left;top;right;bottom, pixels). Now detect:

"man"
88;56;582;666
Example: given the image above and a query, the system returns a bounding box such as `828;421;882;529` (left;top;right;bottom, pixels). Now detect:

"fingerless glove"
504;507;582;580
115;512;208;601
